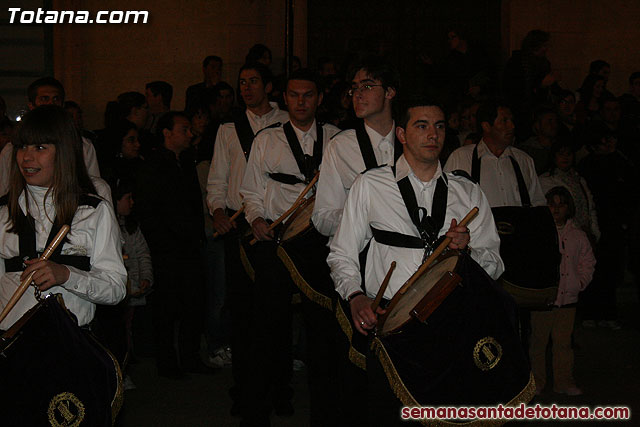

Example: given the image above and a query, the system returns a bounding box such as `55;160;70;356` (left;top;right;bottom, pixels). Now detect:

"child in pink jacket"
530;186;596;396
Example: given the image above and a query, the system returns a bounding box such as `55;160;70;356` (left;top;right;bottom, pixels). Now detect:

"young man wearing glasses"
311;55;398;427
312;56;399;238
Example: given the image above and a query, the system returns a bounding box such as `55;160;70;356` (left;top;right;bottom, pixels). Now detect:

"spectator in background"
578;123;637;331
246;43;272;68
575;74;605;125
539;140;600;243
588;60;613;98
145;81;173;134
135;111;211;378
0;118;14;153
555;89;577;142
619;71;640;124
443;28;491;103
186;55;223;112
503;29;561;140
101;120;145;187
519;106;559;174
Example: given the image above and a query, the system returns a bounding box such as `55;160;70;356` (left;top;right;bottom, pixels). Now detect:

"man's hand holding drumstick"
350;216;471;336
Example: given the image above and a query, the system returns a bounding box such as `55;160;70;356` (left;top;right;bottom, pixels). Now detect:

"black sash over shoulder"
2;195;99;272
269;121;324;185
233;111;256;160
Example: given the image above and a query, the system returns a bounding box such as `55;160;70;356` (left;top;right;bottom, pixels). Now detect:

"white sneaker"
208;346;232;368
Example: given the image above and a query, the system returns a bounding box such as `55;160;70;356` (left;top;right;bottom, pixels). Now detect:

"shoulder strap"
355;120;379;171
79;194;101;209
396;174;448;252
282;122;310;182
508;156;532;207
0;195;8;206
233;110;256;160
471;144;481;183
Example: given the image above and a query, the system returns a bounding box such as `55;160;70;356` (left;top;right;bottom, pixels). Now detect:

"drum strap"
233;110;256;160
280;121;324;184
471;144;531;207
355;120;402;172
3;198;96;273
370;171;448;260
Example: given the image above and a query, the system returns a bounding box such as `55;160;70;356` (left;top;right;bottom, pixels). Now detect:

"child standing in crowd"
530;186;596;396
115;178;153;387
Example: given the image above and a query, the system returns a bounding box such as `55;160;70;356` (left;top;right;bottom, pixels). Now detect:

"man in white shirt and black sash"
444;101;561;349
206;62;288;417
240;69;339;426
328;98;532;425
311;56;400;426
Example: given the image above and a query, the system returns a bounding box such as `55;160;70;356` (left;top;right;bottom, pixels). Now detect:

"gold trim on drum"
48;392;85;427
277;246;333;311
372;337;537;426
239;244;255;282
335;302;366;370
473;337;503;371
499;278;558;309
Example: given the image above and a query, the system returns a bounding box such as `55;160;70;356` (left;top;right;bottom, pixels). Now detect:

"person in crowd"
444;101;546;208
443;28;491;102
186;55;223;112
539;140;600;243
0;105;126;330
530;186;595;397
144;81;173;134
206;61;288;416
64;101;97;144
101;119;145;186
327;97;502;425
554;89;578;141
619;71;640;124
311;55;399;427
135;111;211;378
519;106;559;174
114;177;153;389
575;74;606;125
240;68;340;426
0;77;103;197
0;118;14;153
503;29;561;139
245;44;272;68
577;123;637;330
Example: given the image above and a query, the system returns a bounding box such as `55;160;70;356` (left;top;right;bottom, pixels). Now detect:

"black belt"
371;227;424;249
4;254;90;273
269;173;305;185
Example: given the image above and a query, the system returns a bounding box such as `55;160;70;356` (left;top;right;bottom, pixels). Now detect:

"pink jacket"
555;219;596;306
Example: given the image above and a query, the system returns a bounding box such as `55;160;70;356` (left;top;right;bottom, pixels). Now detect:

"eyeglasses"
348;84;384;97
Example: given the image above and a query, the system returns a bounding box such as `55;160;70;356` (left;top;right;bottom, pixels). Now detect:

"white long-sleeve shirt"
0;185;127;329
312;122;396;237
206;103;289;213
444;139;546;207
0;137;100;197
241;120;340;224
328;156;503;301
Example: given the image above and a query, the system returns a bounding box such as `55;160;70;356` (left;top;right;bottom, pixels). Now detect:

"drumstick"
212;206;244;238
371;261;396;312
395;207;479;297
249;171;320;245
0;224;70;324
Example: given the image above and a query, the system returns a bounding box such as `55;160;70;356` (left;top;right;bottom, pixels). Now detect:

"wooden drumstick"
212;206;244;238
0;224;70;324
249;171;320;245
395;207;479;297
371;261;396;312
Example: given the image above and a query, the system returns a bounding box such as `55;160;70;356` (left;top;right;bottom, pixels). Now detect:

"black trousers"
223;219;254;405
151;256;204;372
243;240;294;424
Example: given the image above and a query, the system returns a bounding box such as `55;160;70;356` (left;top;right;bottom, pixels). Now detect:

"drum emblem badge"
473;336;503;371
496;221;515;235
48;392;85;427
